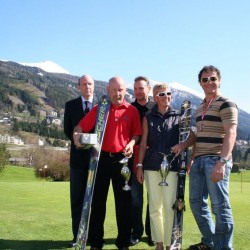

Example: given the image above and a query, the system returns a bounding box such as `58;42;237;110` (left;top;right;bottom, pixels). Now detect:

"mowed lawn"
0;166;249;250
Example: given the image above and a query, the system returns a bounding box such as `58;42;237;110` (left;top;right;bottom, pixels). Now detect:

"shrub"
31;147;70;181
0;144;10;172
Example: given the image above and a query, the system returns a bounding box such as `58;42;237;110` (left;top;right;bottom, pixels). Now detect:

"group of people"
64;65;238;250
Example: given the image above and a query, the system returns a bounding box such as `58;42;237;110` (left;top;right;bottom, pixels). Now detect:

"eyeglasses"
201;77;218;84
156;92;172;97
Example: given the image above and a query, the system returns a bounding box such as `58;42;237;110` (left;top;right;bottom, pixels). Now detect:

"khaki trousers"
144;170;178;246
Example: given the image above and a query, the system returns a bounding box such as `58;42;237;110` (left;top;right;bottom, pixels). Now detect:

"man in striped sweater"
172;65;238;250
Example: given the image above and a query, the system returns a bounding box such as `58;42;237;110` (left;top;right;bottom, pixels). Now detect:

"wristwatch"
136;163;143;168
218;156;228;163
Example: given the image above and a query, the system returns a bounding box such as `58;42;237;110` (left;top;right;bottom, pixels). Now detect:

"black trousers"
88;151;131;248
130;171;151;239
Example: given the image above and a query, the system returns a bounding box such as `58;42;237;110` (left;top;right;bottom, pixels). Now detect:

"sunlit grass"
0;166;249;250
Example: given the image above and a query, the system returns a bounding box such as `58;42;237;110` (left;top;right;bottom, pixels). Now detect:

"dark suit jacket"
64;96;97;169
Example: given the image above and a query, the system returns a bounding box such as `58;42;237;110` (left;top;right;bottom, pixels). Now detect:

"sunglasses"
156;92;172;97
201;77;218;83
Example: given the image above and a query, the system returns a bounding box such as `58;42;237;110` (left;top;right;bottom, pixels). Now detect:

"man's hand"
211;162;225;183
123;144;133;158
73;132;82;148
171;143;184;156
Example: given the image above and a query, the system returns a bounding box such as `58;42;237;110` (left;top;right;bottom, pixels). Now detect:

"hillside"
0;60;107;116
0;60;250;140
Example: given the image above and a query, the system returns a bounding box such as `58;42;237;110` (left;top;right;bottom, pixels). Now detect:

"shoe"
155;242;164;250
68;241;77;248
129;237;140;246
147;236;155;246
90;247;102;250
189;242;212;249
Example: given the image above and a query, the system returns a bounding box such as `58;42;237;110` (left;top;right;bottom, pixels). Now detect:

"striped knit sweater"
194;95;238;158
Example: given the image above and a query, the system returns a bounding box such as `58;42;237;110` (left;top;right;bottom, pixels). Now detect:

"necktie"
84;101;90;114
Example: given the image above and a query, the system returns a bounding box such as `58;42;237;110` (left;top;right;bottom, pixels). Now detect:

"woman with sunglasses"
136;83;181;250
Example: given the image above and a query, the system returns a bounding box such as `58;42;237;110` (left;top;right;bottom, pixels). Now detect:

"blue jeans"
189;156;234;250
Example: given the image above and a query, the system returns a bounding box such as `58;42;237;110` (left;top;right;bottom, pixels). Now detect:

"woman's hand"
136;167;144;184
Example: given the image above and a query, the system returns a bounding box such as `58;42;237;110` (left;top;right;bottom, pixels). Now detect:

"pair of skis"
170;100;192;250
75;95;110;250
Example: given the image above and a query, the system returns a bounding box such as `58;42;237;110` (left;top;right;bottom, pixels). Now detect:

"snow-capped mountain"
16;60;204;103
148;79;204;100
169;82;204;99
19;60;70;74
13;60;204;100
1;59;250;138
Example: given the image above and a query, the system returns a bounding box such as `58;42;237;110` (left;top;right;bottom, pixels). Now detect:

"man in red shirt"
74;76;142;250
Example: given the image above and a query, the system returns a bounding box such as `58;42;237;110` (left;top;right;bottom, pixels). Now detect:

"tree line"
13;120;67;140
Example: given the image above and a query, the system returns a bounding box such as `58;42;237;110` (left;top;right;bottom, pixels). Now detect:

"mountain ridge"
19;60;71;74
0;60;249;140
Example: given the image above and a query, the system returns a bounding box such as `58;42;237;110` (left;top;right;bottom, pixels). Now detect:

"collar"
111;99;129;109
134;98;155;108
202;94;222;104
152;105;176;116
81;96;93;104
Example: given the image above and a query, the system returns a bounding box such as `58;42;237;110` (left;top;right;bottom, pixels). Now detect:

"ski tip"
182;100;191;107
180;100;191;115
98;95;110;105
100;95;109;100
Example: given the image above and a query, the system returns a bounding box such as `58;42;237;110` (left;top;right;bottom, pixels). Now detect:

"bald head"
107;76;126;106
78;74;94;100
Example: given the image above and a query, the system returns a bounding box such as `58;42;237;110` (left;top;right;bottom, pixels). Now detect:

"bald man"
74;76;142;250
64;75;97;248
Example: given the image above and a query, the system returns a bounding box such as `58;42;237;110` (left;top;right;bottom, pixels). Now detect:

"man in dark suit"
64;74;96;248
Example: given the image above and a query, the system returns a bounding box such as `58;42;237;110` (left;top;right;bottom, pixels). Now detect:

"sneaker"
189;242;212;249
68;240;77;248
129;237;140;246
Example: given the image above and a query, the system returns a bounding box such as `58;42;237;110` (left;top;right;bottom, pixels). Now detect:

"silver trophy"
120;157;131;191
159;152;171;186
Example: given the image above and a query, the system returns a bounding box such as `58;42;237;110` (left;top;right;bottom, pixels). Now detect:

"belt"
101;151;124;158
194;154;232;161
194;154;218;159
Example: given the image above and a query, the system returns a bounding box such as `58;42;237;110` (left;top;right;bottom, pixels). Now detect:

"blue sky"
1;0;250;113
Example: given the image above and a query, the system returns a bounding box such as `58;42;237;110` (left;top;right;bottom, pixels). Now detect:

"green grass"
0;166;37;182
0;166;249;250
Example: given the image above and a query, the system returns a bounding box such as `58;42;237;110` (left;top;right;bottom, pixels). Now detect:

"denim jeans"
189;156;234;250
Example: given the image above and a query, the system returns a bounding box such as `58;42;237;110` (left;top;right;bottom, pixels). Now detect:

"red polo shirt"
78;100;142;153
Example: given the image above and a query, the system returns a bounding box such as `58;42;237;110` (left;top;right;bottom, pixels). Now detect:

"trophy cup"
120;157;131;191
159;152;170;186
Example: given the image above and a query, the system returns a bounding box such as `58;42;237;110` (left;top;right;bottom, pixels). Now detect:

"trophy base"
122;185;131;191
159;181;168;186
